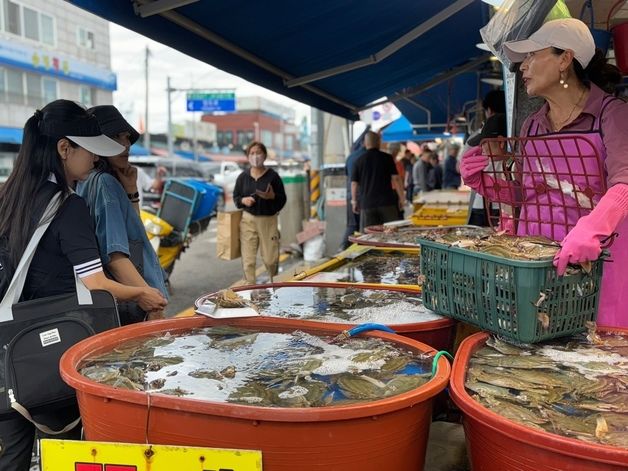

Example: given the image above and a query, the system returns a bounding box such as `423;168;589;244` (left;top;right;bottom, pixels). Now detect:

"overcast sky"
109;23;310;135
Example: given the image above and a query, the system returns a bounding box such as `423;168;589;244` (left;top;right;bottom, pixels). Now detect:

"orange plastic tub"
450;329;628;471
61;316;450;471
213;282;456;352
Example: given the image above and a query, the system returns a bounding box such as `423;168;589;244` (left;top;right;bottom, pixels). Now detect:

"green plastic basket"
418;238;603;343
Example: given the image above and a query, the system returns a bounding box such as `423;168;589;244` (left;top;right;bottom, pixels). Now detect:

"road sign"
186;91;236;112
41;439;262;471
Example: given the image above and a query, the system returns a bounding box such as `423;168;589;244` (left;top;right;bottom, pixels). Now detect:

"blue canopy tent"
67;0;490;120
381;116;464;142
175;150;211;162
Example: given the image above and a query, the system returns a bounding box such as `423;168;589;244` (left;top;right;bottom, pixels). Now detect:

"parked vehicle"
199;160;244;208
129;156;224;213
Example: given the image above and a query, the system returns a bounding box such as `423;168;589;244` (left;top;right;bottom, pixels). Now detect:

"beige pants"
240;211;280;284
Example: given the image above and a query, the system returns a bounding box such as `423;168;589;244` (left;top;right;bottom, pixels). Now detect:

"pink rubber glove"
460;146;489;191
461;146;519;204
554;184;628;275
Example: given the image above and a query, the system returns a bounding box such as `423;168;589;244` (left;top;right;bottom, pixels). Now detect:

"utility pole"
167;76;174;159
144;45;151;150
193;110;198;162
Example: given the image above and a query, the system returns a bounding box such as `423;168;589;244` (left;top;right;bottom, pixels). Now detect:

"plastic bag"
480;0;571;70
303;235;325;262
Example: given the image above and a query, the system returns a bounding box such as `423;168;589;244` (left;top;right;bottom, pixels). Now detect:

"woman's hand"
553;226;602;276
460;146;489;190
255;184;275;200
137;286;168;312
241;196;256;207
553;184;628;276
114;164;139;194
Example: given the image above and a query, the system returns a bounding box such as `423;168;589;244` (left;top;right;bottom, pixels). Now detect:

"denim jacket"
77;171;169;299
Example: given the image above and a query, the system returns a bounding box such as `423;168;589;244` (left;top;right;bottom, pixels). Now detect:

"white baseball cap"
503;18;595;68
66;135;124;157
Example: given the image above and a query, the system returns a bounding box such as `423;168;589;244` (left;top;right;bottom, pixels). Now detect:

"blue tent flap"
0;127;23;145
67;0;489;120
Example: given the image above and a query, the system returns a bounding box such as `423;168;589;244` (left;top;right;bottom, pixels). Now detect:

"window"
4;0;20;35
237;130;253;147
3;3;55;45
223;131;233;146
79;85;95;107
23;6;38;41
77;27;95;49
42;77;56;103
261;130;273;147
0;68;5;97
25;73;41;106
6;69;23;104
40;14;54;46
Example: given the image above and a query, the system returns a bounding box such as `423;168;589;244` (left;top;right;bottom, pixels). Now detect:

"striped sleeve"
74;258;103;278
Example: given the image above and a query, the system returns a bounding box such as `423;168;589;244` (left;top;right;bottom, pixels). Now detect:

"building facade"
201;96;301;159
0;0;115;180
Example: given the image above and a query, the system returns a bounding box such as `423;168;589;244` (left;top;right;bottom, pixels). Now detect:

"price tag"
41;439;262;471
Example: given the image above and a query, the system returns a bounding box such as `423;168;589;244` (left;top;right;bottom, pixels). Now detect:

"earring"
559;72;568;89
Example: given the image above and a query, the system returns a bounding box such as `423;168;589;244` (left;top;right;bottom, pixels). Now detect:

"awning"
0;127;23;145
67;0;490;120
381;116;464;143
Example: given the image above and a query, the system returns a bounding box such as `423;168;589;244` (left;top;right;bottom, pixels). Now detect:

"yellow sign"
41;439;262;471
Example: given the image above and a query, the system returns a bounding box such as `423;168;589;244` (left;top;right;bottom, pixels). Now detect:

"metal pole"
144;45;150;150
193;110;198;162
167;76;174;159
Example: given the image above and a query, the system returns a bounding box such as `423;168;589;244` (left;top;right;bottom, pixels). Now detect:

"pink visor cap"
503;18;595;68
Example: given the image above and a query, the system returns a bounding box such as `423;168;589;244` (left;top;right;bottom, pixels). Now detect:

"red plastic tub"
450;328;628;470
61;316;450;471
206;282;456;352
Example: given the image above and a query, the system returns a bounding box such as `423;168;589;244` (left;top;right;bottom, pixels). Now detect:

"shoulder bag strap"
10;397;80;435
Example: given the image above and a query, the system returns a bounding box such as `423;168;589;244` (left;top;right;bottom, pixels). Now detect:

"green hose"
431;350;454;377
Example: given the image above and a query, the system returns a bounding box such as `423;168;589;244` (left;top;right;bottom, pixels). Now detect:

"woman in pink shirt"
461;19;627;327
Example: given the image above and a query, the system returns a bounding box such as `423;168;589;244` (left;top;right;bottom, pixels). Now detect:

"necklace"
549;87;587;132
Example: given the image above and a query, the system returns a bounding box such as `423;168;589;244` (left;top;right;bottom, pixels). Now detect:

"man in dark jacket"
351;132;405;231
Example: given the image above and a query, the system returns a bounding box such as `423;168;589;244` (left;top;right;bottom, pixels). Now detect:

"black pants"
341;202;360;250
360;205;399;232
0;404;81;471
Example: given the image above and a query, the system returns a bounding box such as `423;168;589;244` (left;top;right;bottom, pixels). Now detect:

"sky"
108;23;311;135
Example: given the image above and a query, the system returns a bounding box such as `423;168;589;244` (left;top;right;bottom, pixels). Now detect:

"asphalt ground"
164;218;245;316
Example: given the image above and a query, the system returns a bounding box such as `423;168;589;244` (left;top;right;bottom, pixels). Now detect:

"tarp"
67;0;490;120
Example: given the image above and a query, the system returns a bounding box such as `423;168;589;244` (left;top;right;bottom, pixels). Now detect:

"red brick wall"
202;112;281;135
